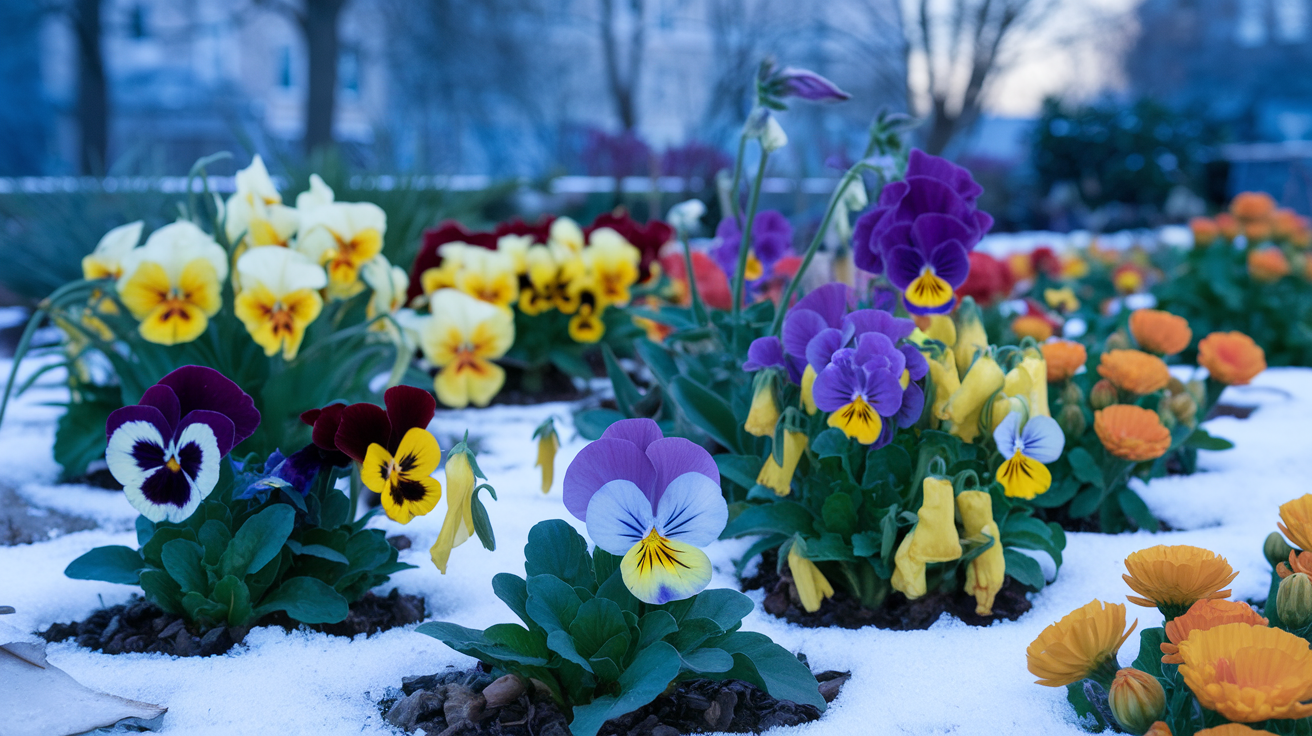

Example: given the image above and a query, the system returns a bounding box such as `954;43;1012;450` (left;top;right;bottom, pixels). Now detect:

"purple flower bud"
778;67;851;102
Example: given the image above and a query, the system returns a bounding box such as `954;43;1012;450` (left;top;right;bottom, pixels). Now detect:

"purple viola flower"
241;446;321;499
712;210;793;287
562;418;727;604
886;237;971;315
744;336;785;373
852;149;994;306
784;283;920;372
812;334;906;446
777;67;851;102
105;366;260;523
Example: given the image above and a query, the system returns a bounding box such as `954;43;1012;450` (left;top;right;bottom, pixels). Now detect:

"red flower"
957;251;1015;305
299;403;352;467
494;216;556;243
407;221;500;303
660;250;732;311
586;210;673;282
334;385;437;464
1031;246;1062;278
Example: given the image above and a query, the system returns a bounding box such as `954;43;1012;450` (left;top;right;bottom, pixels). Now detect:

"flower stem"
348;467;363;523
728;133;748;224
732;149;771;318
679;232;707;327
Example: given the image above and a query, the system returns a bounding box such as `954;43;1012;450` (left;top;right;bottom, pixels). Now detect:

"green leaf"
286;540;350;565
570;598;630;661
1029;476;1079;509
1185;428;1234;451
220;504;295;579
636;611;679;650
550;347;595;380
526;574;584;633
161;539;208;594
634;338;679;386
717;631;825;710
64;545;143;585
142;526;197;569
197;520;232;567
139;569;182;614
135;516;156;547
1067;448;1104;487
524;520;595;590
53;397;118;480
603;344;646;417
574;408;627;440
416;622;551;667
1117;488;1158;531
1131;628;1167;678
492;573;533;628
715;454;763;491
567;642;683;736
822;493;858;537
683;588;754;630
680;647;735;673
484;623;550;659
253;576;349;624
811;428;849;458
213;575;254;627
851;531;881;558
546;629;594;673
722;501;815;539
1003;548;1047;590
471;491;496;551
669;375;742;453
1068;485;1102;518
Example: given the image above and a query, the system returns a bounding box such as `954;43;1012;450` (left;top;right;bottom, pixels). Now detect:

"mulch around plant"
39;588;426;657
1207;403;1256;421
381;665;849;736
740;548;1030;631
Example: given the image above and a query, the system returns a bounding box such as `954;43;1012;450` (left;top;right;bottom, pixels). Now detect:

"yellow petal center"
907;267;953;309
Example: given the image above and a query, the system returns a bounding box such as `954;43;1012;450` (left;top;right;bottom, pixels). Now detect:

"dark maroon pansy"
334;385;437;465
585;211;673;282
300;403;352;468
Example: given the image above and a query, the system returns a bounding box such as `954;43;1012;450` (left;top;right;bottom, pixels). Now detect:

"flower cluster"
409;214;648;344
1191;191;1311;250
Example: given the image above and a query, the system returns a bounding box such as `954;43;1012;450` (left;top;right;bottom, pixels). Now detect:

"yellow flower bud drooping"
800;364;818;415
958;490;1005;616
535;426;559;494
892;478;963;600
744;372;781;437
942;353;1005;443
1108;668;1167;735
924;314;957;347
1014;349;1051;417
757;430;808;496
430;451;477;574
954;299;989;380
788;545;835;613
928;350;960;421
890;532;926;599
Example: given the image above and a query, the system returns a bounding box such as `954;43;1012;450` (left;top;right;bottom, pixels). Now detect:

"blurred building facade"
13;0;907;176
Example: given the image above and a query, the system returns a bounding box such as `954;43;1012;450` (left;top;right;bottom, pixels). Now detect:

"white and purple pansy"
562;418;727;605
105;366;260;523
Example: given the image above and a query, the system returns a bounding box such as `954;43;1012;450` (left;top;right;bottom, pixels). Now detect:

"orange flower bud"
1011;314;1054;341
1090;379;1119;410
1215;213;1240;240
1109;668;1166;735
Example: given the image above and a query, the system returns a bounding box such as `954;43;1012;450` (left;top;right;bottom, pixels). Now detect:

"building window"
339;47;360;95
129;4;148;39
278;46;293;88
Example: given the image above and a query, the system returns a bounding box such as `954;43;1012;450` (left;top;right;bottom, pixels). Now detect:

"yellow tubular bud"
924;314;957;347
756;430;808;496
1016;349;1051;417
957;491;1004;617
891;531;926;599
928;351;960;421
535;430;559;494
744;373;781;437
430;451;476;574
800;364;818;415
942;354;1005;443
788;545;835;613
908;478;963;564
954;300;989;380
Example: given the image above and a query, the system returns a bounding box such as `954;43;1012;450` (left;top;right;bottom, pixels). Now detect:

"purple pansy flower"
106;366;260;523
562;418;727;604
712;210;793;289
852;149;994;314
777;67;851;102
812;334;906;447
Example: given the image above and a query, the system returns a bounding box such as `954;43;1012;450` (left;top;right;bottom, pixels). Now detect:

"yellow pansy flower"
296;200;387;297
418;289;514;408
585;228;641;306
295;173;335;210
518;244;558;316
497;234;533;274
116;221;228;345
361;254;409;327
550;216;585;253
566;275;607;343
82;221;143;281
233;246;327;360
550;242;586;314
232;154;282;207
1044;287;1080;313
362;427;443;524
420;243;469;296
456;248;519;308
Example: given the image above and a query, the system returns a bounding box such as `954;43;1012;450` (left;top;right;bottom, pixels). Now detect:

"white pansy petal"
106;420;167;493
992;410;1022;457
238;246;327;294
585;480;655;556
655;472;728;547
96;221;144;261
1018;415;1065;464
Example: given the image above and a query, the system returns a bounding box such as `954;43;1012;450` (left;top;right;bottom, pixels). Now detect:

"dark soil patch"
381;665;847;736
740;548;1031;631
1207;403;1256;420
490;363;589;406
39;588;425;657
0;485;97;545
71;467;124;490
1035;503;1174;534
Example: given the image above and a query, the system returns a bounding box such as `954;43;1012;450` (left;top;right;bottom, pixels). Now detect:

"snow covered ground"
0;356;1299;736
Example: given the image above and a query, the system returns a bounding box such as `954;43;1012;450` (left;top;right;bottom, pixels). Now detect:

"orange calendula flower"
1161;599;1268;664
1144;722;1172;736
1042;340;1087;382
1122;545;1238;619
1190;217;1219;247
1230;191;1277;222
1198;332;1266;386
1095;405;1172;462
1196;726;1278;736
1011;314;1054;341
1098;349;1171;395
1179;622;1312;722
1247;247;1290;282
1129;309;1192;356
1216;213;1240;240
1027;600;1137;688
1278;493;1312;551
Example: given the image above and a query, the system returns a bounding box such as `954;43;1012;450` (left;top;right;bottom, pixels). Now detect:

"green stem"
727;134;748;224
348;467;363;524
679;232;707;327
732;150;771;318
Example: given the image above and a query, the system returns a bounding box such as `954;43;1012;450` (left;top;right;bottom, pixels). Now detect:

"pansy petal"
884;246;926;290
812;355;858;413
895;383;925;427
621;536;713;605
900;344;929;380
276;445;327;494
1018;415;1065;464
175;409;237;458
909;213;975;252
997;452;1052;500
864;369;905;417
805;328;847;371
336;402;390;464
106;419;167;493
927;239;970;288
384;385;437;450
157;365;261;446
743;336;785;372
106;405;171;446
844;309;916;342
395;427;443;477
992;411;1022;457
138;385;180;432
852;210;884;273
599;417;664;452
646;437;719;507
854;332;902;373
563;438;657;521
792;282;849;328
586;480;656;556
782;308;829;362
309;403;346;453
655;471;728;546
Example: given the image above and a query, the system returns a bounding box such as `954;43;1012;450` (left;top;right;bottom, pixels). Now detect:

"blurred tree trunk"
599;0;644;132
71;0;107;174
301;0;346;156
